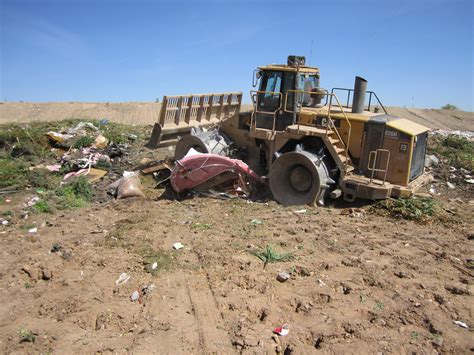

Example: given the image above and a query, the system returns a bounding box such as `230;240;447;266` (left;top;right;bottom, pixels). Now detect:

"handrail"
330;88;388;114
367;149;390;185
250;90;282;133
283;90;352;173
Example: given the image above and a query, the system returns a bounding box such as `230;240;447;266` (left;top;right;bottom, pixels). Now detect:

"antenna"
309;39;313;66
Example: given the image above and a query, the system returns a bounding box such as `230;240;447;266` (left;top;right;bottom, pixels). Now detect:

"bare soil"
0;189;473;353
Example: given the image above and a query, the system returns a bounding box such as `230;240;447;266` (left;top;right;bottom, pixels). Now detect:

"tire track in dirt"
186;273;233;353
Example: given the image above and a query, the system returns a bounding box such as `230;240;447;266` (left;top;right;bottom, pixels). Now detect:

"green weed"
55;176;93;209
252;244;295;265
18;328;36;343
372;197;437;222
191;222;213;230
33;200;52;213
0;158;28;189
73;135;95;149
374;300;385;310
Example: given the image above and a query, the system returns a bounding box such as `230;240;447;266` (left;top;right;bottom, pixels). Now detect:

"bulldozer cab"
252;56;321;131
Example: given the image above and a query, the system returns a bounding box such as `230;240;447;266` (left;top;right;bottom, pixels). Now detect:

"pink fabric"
170;153;262;192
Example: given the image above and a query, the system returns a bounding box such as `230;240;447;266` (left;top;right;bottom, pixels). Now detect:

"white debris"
465;179;474;184
115;272;130;286
130;290;140;302
173;242;184;250
425;154;439;167
446;182;455;189
293;209;307;214
454;320;468;329
151;262;158;270
28;227;38;233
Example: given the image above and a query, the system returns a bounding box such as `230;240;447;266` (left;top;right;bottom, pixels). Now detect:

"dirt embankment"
0;102;472;130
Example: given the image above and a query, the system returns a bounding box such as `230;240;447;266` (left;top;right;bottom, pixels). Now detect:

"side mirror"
252;70;262;87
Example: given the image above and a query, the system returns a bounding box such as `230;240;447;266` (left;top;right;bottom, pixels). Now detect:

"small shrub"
55;176;93;209
0;158;28;188
373;197;437;221
428;135;473;170
33;200;52;213
441;104;458;110
27;169;60;190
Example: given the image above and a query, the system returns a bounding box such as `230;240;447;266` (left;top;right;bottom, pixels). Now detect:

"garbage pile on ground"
424;131;473;195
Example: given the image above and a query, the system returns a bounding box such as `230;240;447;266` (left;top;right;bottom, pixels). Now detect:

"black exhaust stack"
351;76;367;113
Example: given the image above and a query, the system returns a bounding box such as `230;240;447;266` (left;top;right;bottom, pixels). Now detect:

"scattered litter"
446;182;455;189
46;131;73;144
466;179;474;184
250;219;263;226
5;198;11;203
28;227;38;234
142;284;156;295
425;154;439;167
116;176;145;199
63;168;107;183
45;164;61;172
93;134;109;149
276;272;290;282
454;320;468;329
173;242;184;250
140;158;174;175
318;279;326;287
115;273;130;286
429;185;437;194
1;219;9;226
122;171;137;178
273;323;289;336
130;290;141;302
151;262;158;270
293;209;307;214
24;196;40;207
68;121;99;134
340;208;363;217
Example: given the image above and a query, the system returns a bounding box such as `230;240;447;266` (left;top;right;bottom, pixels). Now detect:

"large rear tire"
270;151;332;206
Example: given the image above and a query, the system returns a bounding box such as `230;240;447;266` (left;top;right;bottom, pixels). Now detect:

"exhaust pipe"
351;76;367;113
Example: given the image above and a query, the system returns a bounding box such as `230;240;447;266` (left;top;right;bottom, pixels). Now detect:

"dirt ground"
0;185;473;354
1;102;473;131
0;105;473;354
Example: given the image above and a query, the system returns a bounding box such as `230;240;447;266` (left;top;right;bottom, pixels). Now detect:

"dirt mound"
1;102;472;130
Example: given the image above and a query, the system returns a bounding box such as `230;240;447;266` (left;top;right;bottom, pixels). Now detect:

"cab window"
258;71;282;111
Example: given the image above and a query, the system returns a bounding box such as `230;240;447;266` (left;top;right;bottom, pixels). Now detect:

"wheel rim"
270;150;331;206
289;165;312;192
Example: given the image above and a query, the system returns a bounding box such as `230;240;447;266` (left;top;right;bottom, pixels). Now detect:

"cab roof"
258;64;320;74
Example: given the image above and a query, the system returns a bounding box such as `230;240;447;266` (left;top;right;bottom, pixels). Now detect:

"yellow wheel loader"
147;55;429;205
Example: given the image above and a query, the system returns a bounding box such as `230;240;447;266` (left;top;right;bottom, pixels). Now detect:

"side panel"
382;136;411;185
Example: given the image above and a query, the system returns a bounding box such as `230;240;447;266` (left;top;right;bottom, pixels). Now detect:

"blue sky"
1;0;473;110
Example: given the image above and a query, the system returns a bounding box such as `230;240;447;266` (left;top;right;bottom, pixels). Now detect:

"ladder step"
335;147;345;154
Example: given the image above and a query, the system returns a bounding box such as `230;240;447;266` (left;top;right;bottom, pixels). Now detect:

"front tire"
270;151;332;206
